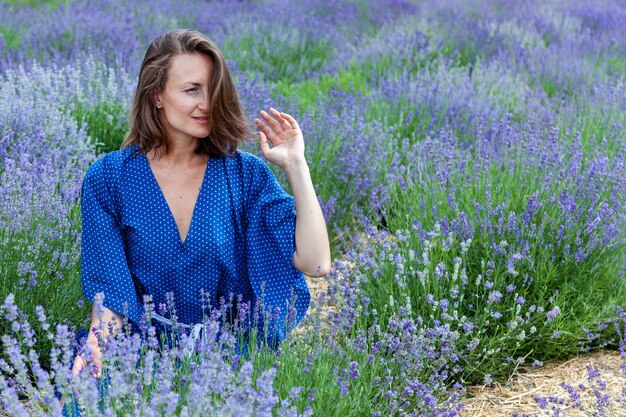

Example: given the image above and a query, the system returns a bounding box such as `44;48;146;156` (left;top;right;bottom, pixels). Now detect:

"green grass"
71;100;129;153
274;32;443;115
0;26;21;49
3;0;70;9
555;84;626;156
48;29;74;51
260;341;382;416
603;54;626;76
276;66;370;114
440;42;481;70
222;31;332;86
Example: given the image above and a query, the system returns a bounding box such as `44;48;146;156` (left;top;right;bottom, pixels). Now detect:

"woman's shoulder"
222;150;278;195
84;144;140;182
229;149;274;176
231;149;265;168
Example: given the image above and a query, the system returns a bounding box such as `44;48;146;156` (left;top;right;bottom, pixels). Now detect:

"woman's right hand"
70;305;120;379
70;347;102;379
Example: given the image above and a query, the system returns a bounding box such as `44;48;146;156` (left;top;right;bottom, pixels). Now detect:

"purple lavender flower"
348;361;360;380
546;306;561;323
462;322;476;333
488;291;503;304
483;374;493;386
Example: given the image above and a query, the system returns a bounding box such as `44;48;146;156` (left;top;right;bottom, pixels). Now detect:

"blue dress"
80;144;310;347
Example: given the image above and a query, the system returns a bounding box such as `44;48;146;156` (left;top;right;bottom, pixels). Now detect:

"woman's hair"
122;29;252;156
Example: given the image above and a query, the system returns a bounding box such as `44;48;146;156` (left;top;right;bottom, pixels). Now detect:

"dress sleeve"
243;154;310;345
80;155;142;331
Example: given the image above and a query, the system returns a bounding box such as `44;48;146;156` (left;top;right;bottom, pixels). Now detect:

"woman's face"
155;53;213;144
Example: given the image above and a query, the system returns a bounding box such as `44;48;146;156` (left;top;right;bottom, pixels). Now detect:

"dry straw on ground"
459;350;626;416
292;273;340;339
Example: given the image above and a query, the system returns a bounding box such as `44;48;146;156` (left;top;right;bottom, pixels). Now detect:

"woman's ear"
154;94;163;109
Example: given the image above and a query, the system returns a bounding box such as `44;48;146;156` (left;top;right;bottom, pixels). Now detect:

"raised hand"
255;107;331;277
255;108;305;169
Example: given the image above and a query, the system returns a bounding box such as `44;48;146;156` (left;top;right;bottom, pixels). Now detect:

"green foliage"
557;81;626;156
538;76;562;98
268;343;379;415
222;31;332;85
0;203;90;370
276;66;370;114
3;0;70;10
603;54;626;76
357;152;626;381
440;42;480;69
71;100;129;153
0;26;21;49
48;29;74;52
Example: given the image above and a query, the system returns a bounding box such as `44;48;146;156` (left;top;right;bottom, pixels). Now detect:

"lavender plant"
351;120;626;381
366;58;546;145
0;289;468;416
1;0;626;415
0;293;314;417
556;79;626;153
0;62;98;369
419;0;626;98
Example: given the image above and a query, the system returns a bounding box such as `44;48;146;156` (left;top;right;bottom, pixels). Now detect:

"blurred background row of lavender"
1;0;625;415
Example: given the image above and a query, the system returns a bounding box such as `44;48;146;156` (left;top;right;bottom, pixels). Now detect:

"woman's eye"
185;88;198;93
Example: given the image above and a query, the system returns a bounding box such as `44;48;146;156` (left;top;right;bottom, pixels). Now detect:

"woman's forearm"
283;158;331;276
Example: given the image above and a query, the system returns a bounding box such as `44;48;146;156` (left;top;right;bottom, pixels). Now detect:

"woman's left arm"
256;108;331;277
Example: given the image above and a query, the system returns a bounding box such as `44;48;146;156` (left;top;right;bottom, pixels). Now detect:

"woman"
71;28;331;380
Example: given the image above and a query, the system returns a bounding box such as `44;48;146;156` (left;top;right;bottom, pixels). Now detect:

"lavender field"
1;0;626;415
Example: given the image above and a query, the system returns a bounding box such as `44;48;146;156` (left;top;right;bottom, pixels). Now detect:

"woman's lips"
193;117;208;124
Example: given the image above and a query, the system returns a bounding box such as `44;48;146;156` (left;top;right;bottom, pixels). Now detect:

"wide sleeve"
80;155;142;331
243;153;310;345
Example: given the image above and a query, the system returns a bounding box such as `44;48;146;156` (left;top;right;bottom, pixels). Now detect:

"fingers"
255;117;274;142
71;354;101;379
269;107;292;131
71;354;87;378
258;109;283;135
279;111;299;130
255;108;294;138
70;356;83;378
89;362;102;379
258;131;271;157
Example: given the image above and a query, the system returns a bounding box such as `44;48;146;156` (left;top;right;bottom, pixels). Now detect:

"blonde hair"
122;29;252;156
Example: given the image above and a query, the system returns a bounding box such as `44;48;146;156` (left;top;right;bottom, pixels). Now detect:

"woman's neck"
147;139;205;169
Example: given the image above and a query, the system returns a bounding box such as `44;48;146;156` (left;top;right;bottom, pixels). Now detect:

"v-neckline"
143;153;210;246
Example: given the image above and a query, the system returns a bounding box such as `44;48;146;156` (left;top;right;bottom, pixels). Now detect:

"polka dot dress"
80;144;310;346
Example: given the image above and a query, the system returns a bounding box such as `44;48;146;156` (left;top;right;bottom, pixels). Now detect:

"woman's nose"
198;91;210;111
